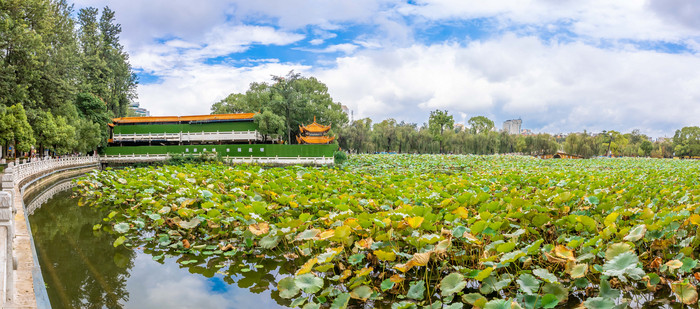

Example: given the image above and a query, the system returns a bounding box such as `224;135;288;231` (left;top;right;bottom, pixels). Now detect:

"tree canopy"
0;0;136;157
211;71;348;144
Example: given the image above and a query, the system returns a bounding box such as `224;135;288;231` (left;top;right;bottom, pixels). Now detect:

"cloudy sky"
72;0;700;137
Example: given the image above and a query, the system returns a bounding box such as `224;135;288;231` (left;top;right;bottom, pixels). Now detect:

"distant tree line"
0;0;136;158
213;74;697;158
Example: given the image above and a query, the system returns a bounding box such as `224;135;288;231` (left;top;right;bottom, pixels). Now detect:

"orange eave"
297;135;335;144
112;113;256;124
300;116;331;133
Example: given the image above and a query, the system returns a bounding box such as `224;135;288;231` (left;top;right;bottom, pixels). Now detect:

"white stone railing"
8;156;100;186
112;130;268;143
25;180;76;216
100;154;334;165
1;155;99;306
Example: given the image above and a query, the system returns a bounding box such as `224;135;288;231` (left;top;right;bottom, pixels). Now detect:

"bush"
333;150;348;165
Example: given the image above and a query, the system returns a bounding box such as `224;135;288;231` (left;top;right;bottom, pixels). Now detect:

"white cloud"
298;43;359;54
315;35;700;137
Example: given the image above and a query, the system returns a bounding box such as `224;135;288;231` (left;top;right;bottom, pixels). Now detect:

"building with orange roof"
296;117;335;144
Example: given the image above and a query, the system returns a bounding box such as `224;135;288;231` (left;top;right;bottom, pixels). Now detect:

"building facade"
502;119;522;135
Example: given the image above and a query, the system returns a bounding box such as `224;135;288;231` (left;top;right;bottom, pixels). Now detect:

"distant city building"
341;104;349;115
128;102;150;117
454;123;466;132
520;129;534;136
502;119;522;135
657;137;670;143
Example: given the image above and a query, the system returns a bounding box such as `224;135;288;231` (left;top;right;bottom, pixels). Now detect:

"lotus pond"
75;155;700;308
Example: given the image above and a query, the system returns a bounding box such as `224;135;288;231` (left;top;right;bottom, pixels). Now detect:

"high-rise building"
128;102;150;117
502;119;522;135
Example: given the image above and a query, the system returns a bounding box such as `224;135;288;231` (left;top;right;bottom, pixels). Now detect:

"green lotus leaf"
259;235;280;249
542;283;568;303
605;243;632;261
496;242;516;253
391;301;417;309
350;285;373;301
462;293;486;305
475;267;493;281
444;303;463;309
330;292;351;309
501;250;526;264
586;196;599;205
516;273;541;295
114;223;130;233
290;297;306;308
381;279;395;291
483;299;513;309
345;253;364;266
440;273;466;297
278;276;300;299
295;229;320;241
623;224;646;242
407;280;426;300
295;273;324;294
178;218;201;229
540;294;560;309
584;297;615;309
602;251;645;282
680;257;698;273
303;302;321;309
533;268;558;283
113;235;126;247
599;278;620;299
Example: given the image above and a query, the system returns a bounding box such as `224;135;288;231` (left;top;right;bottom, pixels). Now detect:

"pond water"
25;179;682;309
28;184;290;309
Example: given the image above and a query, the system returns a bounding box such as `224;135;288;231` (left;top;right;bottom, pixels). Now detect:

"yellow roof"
297;135;335;144
300;116;331;133
113;113;256;124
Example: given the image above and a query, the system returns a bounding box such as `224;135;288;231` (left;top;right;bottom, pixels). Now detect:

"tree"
27;109;60;156
6;104;36;155
468;116;494;135
341;118;373;153
211;71;348;143
372;118;397;152
253;110;286;142
673;126;700;157
428;110;454;153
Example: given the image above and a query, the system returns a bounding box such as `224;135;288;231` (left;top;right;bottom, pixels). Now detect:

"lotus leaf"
278;276;300;299
440;273;466;297
407;280;425;300
602;251;645;282
517;273;540;295
623;224;646;242
295;273;324;294
330;293;351;309
671;281;698;305
533;268;558;283
114;223;130;233
584;297;615;309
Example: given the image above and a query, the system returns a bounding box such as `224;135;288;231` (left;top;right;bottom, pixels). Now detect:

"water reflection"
30;190;133;309
29;188;292;309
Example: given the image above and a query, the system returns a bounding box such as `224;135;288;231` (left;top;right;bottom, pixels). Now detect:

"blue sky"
73;0;700;138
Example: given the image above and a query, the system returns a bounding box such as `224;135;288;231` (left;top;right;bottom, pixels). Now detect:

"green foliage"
75;155;700;307
211;71;348;143
333;150;348;165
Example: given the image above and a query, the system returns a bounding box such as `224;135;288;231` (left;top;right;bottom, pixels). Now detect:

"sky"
71;0;700;138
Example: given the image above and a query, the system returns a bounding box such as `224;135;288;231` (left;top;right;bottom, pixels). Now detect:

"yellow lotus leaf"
389;274;405;284
345;218;360;228
432;239;452;255
406;217;424;229
453;207;469;219
340;269;353;280
394;262;412;273
316;229;335;240
690;214;700;226
295;257;317;276
248;222;269;236
554;245;575;261
410;251;431;267
374;249;397;261
355;267;373;277
382;218;391;226
666;260;683;270
462;232;481;244
289;201;298;208
355;237;374;249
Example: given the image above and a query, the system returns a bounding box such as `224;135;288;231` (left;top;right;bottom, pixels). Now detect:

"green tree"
27;109;60;156
467;116;494;134
6;104;36;155
428;110;454;153
253;110;286;142
341;118;373;153
372;118;397;152
211;71;348;143
673;126;700;157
